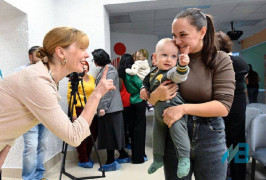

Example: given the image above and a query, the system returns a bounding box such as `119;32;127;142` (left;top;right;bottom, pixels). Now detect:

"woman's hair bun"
36;47;49;63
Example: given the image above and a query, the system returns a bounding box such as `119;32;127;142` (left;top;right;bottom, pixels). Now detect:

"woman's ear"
200;26;207;40
54;46;65;59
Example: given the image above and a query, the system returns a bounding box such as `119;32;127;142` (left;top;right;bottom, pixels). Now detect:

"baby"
126;50;150;81
142;38;190;178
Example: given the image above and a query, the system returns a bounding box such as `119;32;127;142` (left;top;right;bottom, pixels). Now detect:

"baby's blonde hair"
138;49;148;59
155;38;177;53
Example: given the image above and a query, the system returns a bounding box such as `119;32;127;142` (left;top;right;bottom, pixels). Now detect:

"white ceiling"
106;0;266;41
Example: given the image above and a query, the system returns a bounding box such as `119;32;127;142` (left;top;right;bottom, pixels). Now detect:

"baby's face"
155;42;178;70
136;52;146;61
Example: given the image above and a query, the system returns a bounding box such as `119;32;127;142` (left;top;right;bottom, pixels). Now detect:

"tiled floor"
44;154;266;180
38;111;266;180
44;146;166;180
44;113;167;180
14;150;263;180
3;155;266;180
3;111;266;180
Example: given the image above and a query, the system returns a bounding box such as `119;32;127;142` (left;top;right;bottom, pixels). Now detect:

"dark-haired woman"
142;8;235;180
118;54;147;164
92;49;129;171
216;31;249;180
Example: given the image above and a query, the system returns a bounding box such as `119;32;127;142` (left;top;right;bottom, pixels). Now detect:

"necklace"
49;70;59;90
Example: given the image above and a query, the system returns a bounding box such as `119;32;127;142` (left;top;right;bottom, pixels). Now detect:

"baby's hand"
179;46;190;66
179;54;190;66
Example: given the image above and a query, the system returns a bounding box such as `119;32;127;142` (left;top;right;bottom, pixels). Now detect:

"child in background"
142;38;191;178
126;50;150;81
127;49;153;111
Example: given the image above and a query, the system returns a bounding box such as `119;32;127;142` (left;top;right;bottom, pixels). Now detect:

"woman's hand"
149;81;178;105
157;81;178;101
163;105;185;128
99;109;105;116
94;65;116;98
140;88;148;100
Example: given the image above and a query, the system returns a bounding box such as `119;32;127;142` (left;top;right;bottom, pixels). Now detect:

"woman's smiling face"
172;18;206;54
64;42;89;73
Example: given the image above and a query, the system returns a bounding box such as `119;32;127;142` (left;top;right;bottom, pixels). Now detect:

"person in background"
15;46;41;71
93;49;130;171
67;61;98;168
125;51;150;81
118;54;147;164
0;27;115;172
16;46;49;180
216;31;249;180
118;61;132;150
151;54;157;68
143;8;235;180
127;50;153;112
246;64;260;103
132;51;138;62
147;54;159;90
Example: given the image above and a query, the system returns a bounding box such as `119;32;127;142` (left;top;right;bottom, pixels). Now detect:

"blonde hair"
155;38;176;52
138;49;148;59
36;27;89;64
132;51;138;61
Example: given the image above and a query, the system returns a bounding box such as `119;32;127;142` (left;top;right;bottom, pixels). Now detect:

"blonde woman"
0;27;115;170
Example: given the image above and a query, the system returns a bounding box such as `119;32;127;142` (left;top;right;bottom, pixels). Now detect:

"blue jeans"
164;116;227;180
22;124;48;180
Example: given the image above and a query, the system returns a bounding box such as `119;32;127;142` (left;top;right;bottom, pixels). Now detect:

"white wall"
1;0;111;169
0;1;28;168
0;0;28;77
110;32;159;62
3;0;56;48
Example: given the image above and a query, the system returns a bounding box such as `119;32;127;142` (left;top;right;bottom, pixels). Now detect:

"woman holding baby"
141;8;235;180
